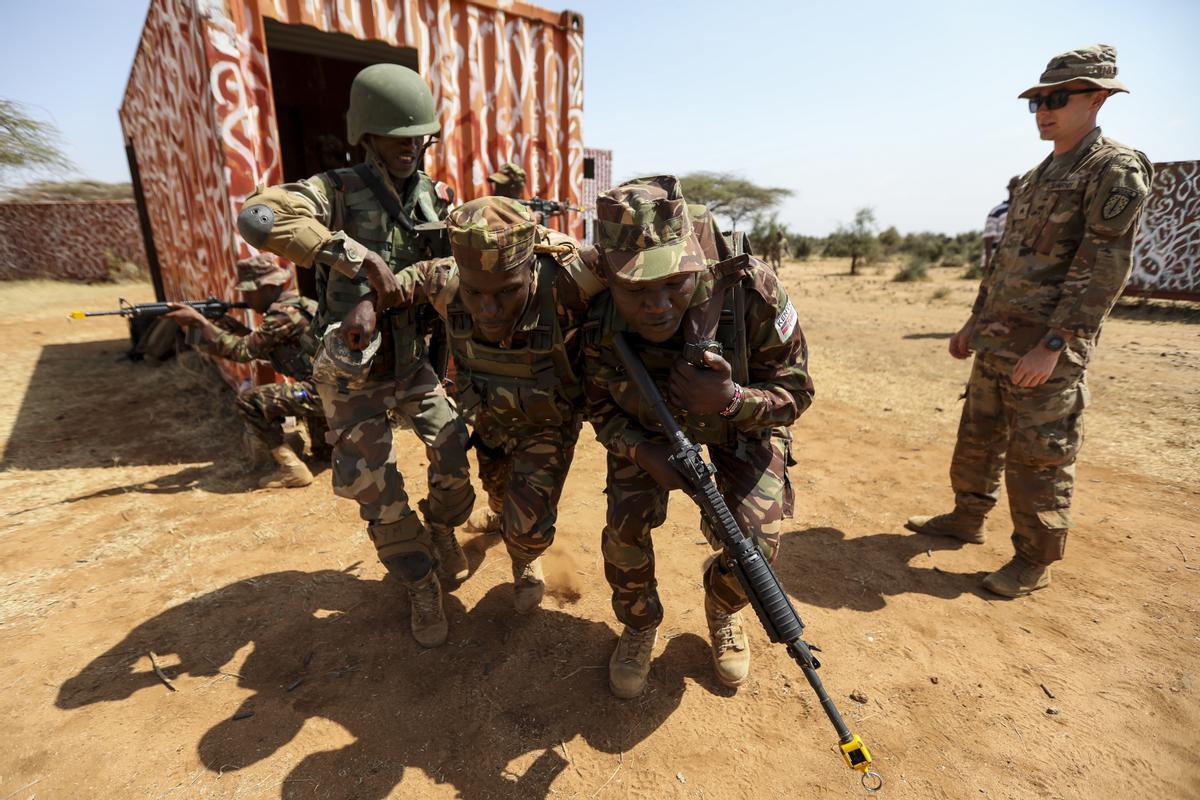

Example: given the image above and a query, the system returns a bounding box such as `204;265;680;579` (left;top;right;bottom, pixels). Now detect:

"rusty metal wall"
0;201;147;281
1130;161;1200;300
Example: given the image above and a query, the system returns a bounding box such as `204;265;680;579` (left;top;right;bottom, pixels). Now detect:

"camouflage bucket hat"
234;253;290;291
447;197;537;272
1018;44;1129;99
488;162;527;186
596;175;706;282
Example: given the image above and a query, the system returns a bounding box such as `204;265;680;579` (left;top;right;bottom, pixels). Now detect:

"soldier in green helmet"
583;175;814;698
237;63;474;648
371;197;604;613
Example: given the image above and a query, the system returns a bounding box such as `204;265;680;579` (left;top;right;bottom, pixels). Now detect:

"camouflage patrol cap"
1018;44;1129;99
234;253;290;291
595;175;706;282
488;162;527;187
447;197;537;272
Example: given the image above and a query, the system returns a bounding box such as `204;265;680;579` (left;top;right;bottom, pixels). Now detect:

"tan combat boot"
982;557;1050;598
407;572;448;647
904;509;986;544
705;596;751;688
608;625;658;699
512;558;545;614
467;499;503;535
430;525;469;582
259;445;314;489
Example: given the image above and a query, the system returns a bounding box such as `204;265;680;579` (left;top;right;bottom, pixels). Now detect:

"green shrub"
961;262;983;280
894;256;930;282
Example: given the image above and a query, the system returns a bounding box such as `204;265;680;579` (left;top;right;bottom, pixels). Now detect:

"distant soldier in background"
980;176;1020;274
236;64;474;647
907;44;1153;597
488;162;527;200
764;230;791;271
165;254;326;489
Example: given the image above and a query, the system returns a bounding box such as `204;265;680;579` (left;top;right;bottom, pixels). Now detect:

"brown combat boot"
608;625;658;699
407;572;448;647
904;509;986;544
259;445;314;489
705;596;751;688
467;502;502;535
512;558;545;614
982;557;1051;598
430;525;469;582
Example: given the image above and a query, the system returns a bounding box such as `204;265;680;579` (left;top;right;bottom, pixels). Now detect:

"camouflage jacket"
382;228;605;428
583;258;814;460
971;127;1153;360
197;294;317;381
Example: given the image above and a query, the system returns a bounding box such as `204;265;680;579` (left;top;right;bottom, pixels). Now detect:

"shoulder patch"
434;181;454;204
775;298;797;341
1102;186;1139;220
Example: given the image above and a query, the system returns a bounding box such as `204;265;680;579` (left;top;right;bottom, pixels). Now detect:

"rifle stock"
611;331;881;792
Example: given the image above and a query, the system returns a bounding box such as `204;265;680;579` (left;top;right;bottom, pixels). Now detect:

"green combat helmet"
346;64;440;146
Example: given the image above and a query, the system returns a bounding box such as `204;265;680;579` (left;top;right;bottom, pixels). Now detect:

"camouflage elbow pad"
239;185;333;267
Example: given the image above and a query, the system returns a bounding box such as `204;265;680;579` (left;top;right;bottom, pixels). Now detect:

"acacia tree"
679;171;792;230
829;207;879;275
0;99;73;185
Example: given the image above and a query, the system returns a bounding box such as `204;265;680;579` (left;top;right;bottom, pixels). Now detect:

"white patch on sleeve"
774;299;797;340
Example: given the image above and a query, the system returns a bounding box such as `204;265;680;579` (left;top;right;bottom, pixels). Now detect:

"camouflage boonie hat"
488;162;527;186
447;197;537;272
595;175;706;282
234;253;289;291
1018;44;1129;99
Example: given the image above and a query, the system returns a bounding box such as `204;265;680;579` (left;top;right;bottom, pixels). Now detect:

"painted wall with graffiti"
0;201;147;282
122;0;585;386
1130;161;1200;300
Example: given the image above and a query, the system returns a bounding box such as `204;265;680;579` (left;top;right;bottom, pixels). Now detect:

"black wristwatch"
1042;333;1066;352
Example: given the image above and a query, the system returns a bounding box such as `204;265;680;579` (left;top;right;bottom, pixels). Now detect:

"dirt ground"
0;263;1197;800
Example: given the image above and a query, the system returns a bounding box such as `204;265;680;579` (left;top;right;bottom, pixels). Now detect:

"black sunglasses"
1028;88;1100;113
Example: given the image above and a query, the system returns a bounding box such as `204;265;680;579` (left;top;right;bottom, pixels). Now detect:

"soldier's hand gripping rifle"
69;297;251;321
612;331;883;793
518;198;583;217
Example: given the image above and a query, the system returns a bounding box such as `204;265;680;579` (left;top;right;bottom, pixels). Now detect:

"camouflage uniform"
949;46;1153;568
584;178;814;632
764;231;790;272
239;138;472;584
380;199;604;568
195;257;327;452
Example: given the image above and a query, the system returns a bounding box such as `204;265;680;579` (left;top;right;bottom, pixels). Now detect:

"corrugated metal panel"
1129;160;1200;300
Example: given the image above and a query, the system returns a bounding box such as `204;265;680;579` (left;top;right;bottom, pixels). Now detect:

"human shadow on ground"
58;569;696;799
901;332;954;341
1110;297;1200;324
773;526;992;613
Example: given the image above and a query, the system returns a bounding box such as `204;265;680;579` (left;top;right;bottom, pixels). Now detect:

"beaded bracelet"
719;383;744;418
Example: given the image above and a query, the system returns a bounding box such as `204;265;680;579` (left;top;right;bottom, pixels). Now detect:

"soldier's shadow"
57;569;693;799
774;526;992;611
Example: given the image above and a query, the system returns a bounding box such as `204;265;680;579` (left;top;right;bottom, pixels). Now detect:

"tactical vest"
321;165;442;380
445;256;580;429
594;282;750;446
266;295;318;381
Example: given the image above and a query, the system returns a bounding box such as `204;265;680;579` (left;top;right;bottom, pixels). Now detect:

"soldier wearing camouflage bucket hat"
907;44;1154;598
487;162;527;199
234;63;473;648
166;254;328;489
372;196;604;613
582;175;814;698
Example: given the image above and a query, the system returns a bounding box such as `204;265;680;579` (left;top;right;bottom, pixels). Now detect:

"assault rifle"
518;197;583;217
612;331;882;793
69;297;251;321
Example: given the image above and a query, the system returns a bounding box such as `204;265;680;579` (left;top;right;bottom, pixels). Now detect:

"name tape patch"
775;299;797;341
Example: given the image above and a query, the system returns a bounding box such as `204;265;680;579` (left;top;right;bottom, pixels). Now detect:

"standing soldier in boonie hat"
371;197;604;613
235;64;474;648
583;175;814;698
488;162;528;200
166;254;328;489
906;44;1154;597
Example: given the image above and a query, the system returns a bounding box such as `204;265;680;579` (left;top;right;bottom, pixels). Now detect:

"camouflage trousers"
951;351;1089;566
316;362;474;584
603;428;795;631
472;410;582;563
235;379;328;452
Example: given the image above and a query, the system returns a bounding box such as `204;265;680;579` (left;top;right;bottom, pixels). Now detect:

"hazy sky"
2;0;1197;235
